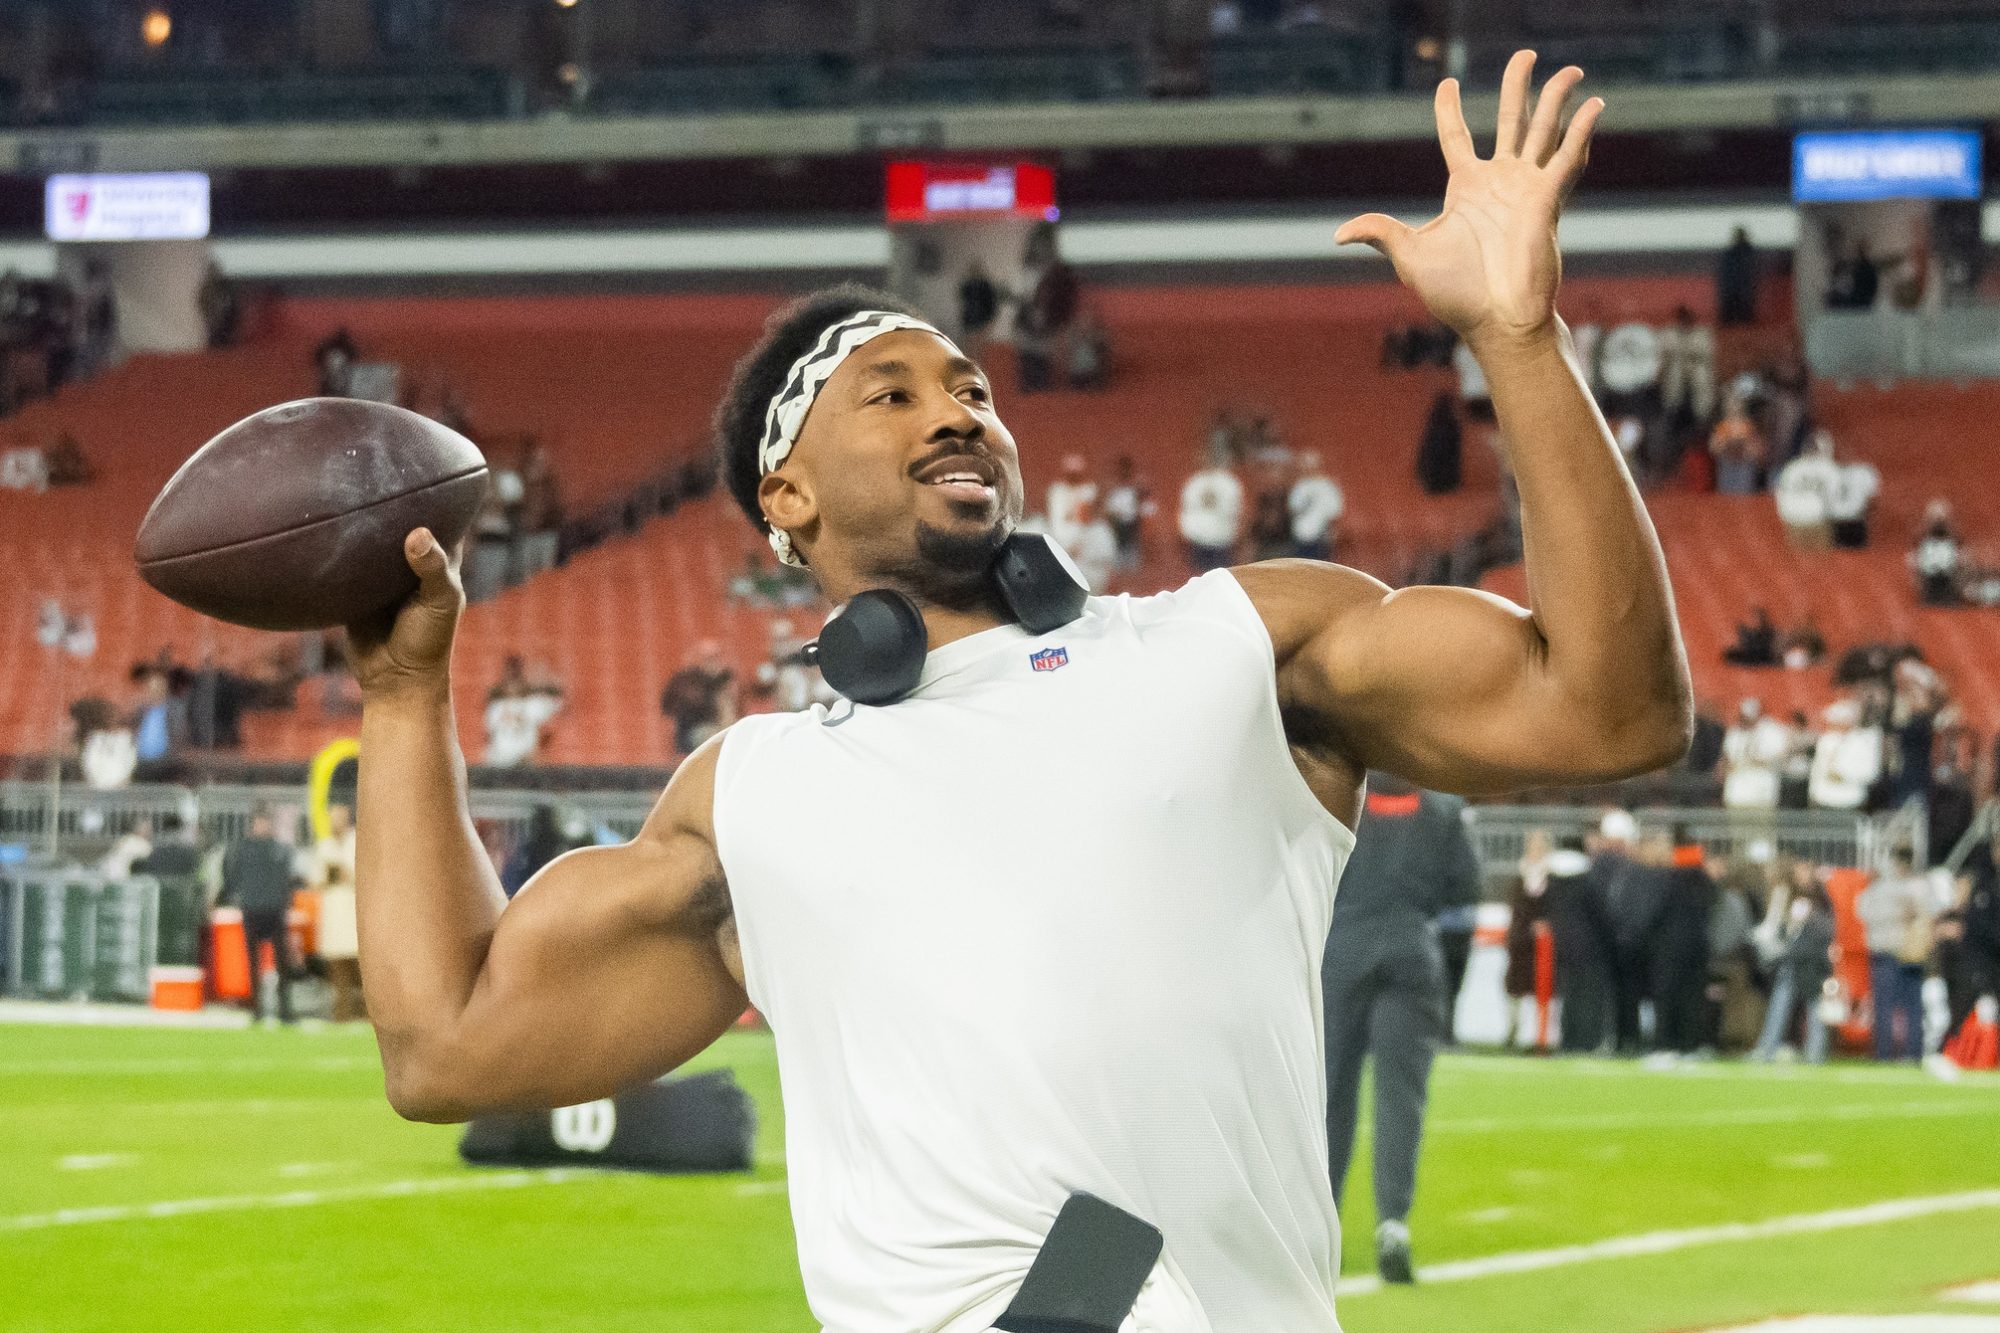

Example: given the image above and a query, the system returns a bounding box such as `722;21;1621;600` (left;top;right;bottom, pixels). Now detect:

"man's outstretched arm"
350;532;746;1122
1240;53;1691;795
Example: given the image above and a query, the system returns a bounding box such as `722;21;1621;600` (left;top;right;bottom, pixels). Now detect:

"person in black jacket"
1547;835;1617;1053
1323;773;1483;1284
1940;839;2000;1044
1604;821;1670;1052
221;808;302;1026
1651;829;1717;1054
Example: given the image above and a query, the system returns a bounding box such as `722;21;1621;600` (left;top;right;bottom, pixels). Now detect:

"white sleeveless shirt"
712;569;1354;1333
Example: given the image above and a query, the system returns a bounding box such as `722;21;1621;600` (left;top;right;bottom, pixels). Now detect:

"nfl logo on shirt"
1029;647;1069;673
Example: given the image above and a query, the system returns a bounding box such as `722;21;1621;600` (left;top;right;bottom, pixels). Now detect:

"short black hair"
713;283;927;539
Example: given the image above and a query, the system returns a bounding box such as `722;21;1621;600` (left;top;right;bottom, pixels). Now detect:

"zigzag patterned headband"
758;310;957;567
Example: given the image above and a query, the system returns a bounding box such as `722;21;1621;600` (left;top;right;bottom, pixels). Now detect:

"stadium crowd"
1498;811;2000;1067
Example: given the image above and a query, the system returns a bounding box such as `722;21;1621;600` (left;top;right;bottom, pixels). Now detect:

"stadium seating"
9;277;1999;767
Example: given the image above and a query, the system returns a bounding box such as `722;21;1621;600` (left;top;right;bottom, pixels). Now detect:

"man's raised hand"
1336;51;1603;351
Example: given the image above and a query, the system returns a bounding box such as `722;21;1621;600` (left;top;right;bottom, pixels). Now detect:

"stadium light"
555;0;580;8
142;6;172;47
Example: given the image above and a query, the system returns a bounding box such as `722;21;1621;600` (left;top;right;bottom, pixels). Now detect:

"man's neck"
919;599;1012;653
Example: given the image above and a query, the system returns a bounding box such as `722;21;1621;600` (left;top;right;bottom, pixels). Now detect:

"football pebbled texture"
135;397;489;631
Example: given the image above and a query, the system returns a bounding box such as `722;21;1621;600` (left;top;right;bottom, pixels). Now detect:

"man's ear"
759;470;815;545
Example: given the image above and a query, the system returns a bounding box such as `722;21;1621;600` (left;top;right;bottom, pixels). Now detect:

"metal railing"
1464;804;1896;886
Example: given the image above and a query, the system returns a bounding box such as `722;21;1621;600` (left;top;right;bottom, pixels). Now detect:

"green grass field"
4;1021;1998;1332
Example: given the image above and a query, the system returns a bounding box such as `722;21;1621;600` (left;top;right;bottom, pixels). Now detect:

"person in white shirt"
1721;698;1790;812
1100;453;1151;571
1286;451;1345;561
1773;430;1841;549
483;674;564;768
1044;453;1096;554
1071;504;1120;593
346;64;1694;1327
1809;698;1882;811
310;803;364;1021
1178;446;1243;572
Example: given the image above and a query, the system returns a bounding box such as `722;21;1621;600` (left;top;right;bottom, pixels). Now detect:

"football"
134;397;489;631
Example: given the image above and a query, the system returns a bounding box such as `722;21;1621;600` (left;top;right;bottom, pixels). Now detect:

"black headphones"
804;533;1090;706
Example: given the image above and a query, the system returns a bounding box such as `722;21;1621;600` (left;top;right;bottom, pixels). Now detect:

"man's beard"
880;518;1009;612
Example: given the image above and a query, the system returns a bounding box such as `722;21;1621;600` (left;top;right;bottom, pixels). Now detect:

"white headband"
758;310;956;567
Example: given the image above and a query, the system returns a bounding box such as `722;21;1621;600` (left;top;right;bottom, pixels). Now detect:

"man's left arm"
1238;53;1691;795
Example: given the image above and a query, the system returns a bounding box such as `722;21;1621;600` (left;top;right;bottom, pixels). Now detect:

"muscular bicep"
432;753;746;1116
1240;560;1650;796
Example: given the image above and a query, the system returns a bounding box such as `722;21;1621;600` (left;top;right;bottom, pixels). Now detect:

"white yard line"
1443;1053;2000;1089
1427;1099;1996;1135
0;1097;383;1119
0;1170;593;1233
1340;1190;2000;1298
0;1056;377;1077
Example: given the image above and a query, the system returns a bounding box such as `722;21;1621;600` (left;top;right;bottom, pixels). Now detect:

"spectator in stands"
465;480;518;604
1045;453;1096;554
1013;303;1055;393
180;651;244;752
1763;348;1813;470
1827;449;1879;549
1066;309;1110;391
1826;241;1880;311
1887;658;1946;811
1101;454;1151;572
74;259;116;380
1206;408;1241;465
1722;607;1778;667
314;328;358;397
483;660;564;768
513;438;564;581
1809;698;1883;812
1287;451;1343;561
1773;429;1839;549
309;803;363;1022
660;640;738;757
1683;696;1727;782
1750;866;1836;1063
1856;847;1934;1062
199;260;240;349
1072;502;1120;594
1178;442;1243;572
1722;698;1788;815
221;807;302;1028
1778;710;1817;809
1778;613;1826;670
1248;485;1292;562
1415;391;1462;495
756;619;835;713
43;432;90;486
1716;226;1760;326
1707;398;1766;495
130;667;183;781
101;817;154;879
1928;731;1977;866
1911;500;1963;606
956;263;1000;353
1658;306;1716;433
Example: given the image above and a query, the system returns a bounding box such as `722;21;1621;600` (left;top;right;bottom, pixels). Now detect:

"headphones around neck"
804;533;1090;706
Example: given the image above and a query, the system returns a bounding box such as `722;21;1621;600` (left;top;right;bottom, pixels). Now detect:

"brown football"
134;398;489;631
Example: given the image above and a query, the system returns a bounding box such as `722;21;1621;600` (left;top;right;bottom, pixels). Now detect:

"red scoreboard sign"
885;161;1058;224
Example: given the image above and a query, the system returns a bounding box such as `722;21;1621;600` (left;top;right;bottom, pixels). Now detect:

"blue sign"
1794;130;1983;203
